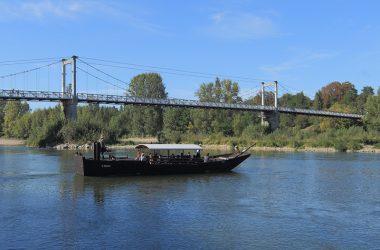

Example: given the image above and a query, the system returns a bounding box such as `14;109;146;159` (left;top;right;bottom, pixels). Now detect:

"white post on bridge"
260;81;279;130
60;55;78;120
261;82;265;125
72;55;77;98
61;59;66;94
274;80;278;109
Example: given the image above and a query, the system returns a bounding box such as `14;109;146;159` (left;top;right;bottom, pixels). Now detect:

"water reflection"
72;172;242;205
2;146;380;249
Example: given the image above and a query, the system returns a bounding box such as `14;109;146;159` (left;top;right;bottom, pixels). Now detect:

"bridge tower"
260;81;279;130
60;55;78;120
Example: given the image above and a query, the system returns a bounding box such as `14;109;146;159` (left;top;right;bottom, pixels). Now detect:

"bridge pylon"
60;55;78;120
260;81;279;130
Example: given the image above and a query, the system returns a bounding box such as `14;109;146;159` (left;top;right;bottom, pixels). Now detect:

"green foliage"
364;95;380;131
128;73;167;136
313;91;323;110
356;86;374;114
60;105;123;144
162;107;191;142
0;75;378;152
26;107;64;147
0;101;7;135
3;101;29;137
279;93;311;128
193;78;243;136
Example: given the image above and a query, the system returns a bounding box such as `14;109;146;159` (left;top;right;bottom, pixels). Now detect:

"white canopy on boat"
135;144;202;150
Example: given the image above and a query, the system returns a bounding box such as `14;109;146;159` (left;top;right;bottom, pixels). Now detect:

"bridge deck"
0;89;363;119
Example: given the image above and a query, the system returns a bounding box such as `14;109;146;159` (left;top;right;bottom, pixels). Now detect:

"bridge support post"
60;55;78;120
260;111;280;130
260;81;279;130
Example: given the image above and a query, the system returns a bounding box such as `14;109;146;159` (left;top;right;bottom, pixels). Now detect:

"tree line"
0;73;379;151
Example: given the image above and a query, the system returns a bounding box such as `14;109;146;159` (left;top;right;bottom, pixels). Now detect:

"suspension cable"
78;59;127;85
76;66;127;91
80;56;271;83
0;60;61;79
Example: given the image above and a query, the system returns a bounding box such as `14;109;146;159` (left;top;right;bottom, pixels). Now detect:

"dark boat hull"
74;154;250;176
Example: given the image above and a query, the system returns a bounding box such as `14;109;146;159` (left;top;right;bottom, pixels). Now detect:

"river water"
1;146;379;249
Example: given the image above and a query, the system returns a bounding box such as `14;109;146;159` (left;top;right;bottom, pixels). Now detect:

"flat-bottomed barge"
75;144;250;176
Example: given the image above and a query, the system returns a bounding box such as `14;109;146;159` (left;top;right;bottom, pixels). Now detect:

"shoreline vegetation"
0;75;379;153
2;137;379;153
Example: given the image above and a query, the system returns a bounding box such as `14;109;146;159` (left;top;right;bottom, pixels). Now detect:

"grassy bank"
159;127;380;153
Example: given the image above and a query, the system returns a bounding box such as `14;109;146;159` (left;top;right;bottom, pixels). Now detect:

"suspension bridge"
0;56;363;130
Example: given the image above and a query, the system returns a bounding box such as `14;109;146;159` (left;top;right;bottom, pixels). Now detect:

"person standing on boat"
99;135;106;159
196;149;201;158
204;153;209;163
140;153;146;161
136;151;141;160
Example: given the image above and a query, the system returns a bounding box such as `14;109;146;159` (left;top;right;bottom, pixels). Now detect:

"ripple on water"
1;148;380;249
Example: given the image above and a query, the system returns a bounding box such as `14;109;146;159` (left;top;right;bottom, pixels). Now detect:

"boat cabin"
135;144;203;161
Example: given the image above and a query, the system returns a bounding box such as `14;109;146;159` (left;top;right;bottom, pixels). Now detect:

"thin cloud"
260;51;339;74
0;0;90;20
0;1;163;33
205;11;278;40
260;61;297;75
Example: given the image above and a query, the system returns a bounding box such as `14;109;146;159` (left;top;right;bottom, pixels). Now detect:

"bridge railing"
278;107;363;118
0;89;363;119
76;93;278;112
0;89;71;101
77;93;362;119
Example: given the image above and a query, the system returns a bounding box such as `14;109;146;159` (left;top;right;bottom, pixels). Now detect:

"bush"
163;130;182;143
333;139;348;152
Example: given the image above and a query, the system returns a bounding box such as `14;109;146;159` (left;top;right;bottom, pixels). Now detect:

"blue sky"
1;0;380;109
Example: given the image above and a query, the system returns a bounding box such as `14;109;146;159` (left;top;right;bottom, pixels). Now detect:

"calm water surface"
1;146;380;249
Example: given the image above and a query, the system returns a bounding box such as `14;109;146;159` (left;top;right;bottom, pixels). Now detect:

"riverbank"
201;145;380;153
52;142;380;153
0;138;25;146
3;137;377;153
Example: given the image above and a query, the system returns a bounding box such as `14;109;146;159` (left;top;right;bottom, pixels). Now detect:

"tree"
26;106;64;147
318;81;358;109
363;94;380;131
356;86;374;114
163;107;191;142
319;103;357;130
313;91;323;110
108;110;131;141
3;101;29;137
0;101;6;135
279;92;311;128
248;92;275;106
128;73;167;136
192;78;241;135
232;112;257;136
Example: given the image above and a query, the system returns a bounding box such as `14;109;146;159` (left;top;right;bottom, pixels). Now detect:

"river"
1;146;379;249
